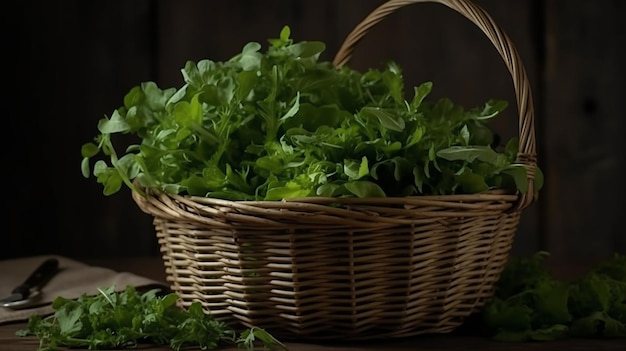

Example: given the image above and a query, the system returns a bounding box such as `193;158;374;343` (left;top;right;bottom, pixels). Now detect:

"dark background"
4;0;625;266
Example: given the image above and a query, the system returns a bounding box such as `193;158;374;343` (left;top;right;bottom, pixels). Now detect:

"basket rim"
133;181;519;205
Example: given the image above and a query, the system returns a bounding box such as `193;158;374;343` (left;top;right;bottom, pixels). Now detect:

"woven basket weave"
132;0;537;340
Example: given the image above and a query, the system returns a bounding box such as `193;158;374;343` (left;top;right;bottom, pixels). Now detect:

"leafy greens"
81;26;543;200
482;252;626;341
16;285;286;351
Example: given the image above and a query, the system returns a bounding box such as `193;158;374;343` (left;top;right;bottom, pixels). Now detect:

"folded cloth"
0;255;167;324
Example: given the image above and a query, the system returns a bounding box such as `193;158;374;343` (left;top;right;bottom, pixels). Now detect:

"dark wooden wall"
4;0;625;265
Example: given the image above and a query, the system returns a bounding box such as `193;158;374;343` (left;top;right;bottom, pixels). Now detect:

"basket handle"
333;0;537;210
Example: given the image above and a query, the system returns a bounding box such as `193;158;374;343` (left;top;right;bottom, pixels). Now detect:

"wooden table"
1;258;624;351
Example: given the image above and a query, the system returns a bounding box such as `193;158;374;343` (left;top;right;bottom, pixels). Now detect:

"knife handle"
12;258;59;294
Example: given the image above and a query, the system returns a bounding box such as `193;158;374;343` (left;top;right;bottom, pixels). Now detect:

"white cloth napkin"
0;255;167;324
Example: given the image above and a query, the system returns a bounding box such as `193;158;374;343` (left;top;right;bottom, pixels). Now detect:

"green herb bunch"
81;26;543;200
17;286;286;351
483;252;626;341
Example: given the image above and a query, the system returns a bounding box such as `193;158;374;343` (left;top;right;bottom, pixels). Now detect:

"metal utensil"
0;258;59;310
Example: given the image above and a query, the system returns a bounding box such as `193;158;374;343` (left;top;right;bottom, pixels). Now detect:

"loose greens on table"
482;252;626;341
81;26;543;200
16;286;286;351
17;254;625;350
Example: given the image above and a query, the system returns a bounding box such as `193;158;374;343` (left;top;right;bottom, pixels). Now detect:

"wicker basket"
132;0;537;341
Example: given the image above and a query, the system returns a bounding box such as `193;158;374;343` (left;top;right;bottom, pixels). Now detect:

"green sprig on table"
16;285;286;351
483;252;626;341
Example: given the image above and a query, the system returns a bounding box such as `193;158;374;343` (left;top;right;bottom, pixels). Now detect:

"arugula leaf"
344;156;369;180
360;107;406;132
436;145;502;165
237;326;287;350
454;168;489;193
344;181;386;198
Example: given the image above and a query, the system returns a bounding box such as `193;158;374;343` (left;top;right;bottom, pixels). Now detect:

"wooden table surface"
1;257;624;351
